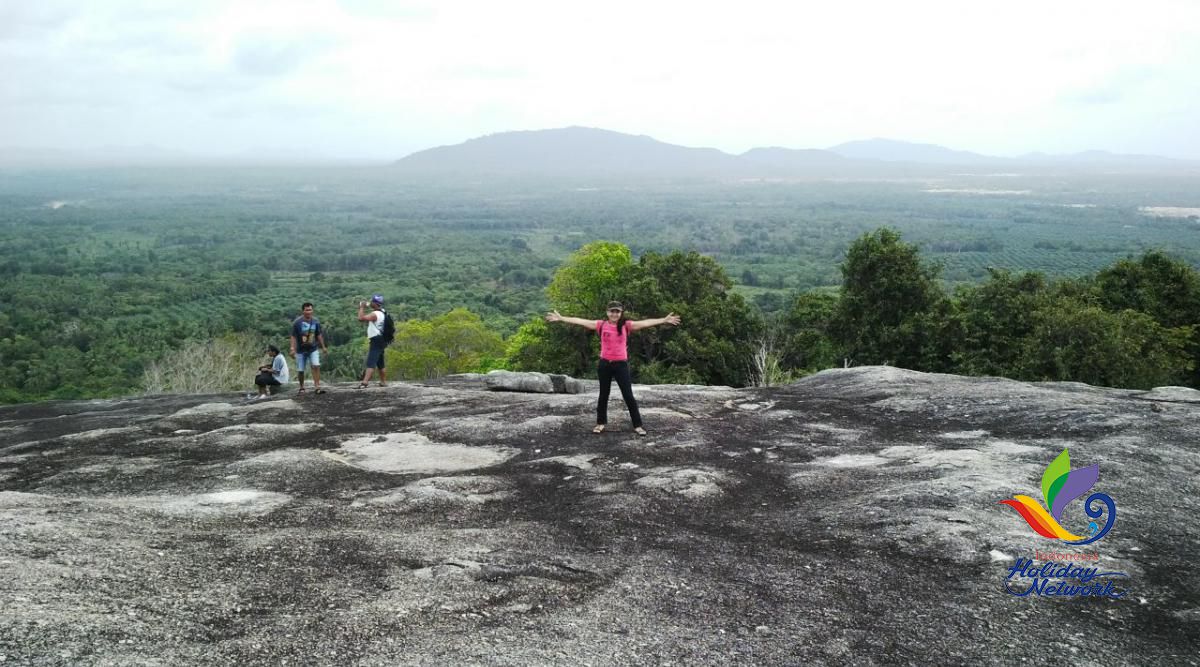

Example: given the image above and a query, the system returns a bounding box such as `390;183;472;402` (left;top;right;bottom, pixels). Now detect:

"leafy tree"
545;241;633;315
953;268;1048;377
385;308;505;380
781;291;841;373
622;250;762;386
1016;300;1193;389
1094;250;1200;327
832;228;945;369
504;318;592;376
1093;250;1200;385
752;291;787;314
635;359;705;385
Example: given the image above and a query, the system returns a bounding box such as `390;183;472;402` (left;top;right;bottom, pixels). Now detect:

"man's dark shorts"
365;337;387;369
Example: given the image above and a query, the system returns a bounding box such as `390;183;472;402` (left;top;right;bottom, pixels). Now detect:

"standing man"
356;294;388;388
290;302;328;394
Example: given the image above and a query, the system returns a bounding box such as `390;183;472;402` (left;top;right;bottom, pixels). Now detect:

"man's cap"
371;294;385;305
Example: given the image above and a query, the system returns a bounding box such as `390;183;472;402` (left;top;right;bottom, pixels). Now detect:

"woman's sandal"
592;424;605;434
356;383;368;389
297;387;306;394
634;427;647;436
314;388;326;394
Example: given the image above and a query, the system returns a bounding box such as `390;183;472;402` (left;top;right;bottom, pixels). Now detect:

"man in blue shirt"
290;302;327;394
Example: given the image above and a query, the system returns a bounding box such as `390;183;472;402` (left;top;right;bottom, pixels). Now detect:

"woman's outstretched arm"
628;313;681;332
545;310;599;331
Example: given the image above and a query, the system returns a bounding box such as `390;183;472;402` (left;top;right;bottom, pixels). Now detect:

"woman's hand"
664;313;681;326
545;310;563;323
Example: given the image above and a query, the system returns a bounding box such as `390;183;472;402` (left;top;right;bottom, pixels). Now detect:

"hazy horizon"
3;1;1199;162
4;128;1198;167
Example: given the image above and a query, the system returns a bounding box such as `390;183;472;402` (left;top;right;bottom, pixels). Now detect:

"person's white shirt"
366;309;385;338
271;354;290;383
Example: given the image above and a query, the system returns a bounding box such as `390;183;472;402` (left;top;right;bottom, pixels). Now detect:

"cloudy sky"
3;0;1199;161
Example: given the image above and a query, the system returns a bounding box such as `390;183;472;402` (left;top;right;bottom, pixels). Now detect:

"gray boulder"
484;370;588;394
484;369;556;393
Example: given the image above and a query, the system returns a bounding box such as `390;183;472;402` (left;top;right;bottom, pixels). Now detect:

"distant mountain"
827;138;997;164
9;128;1185;172
740;147;849;168
393;126;746;176
392;128;1198;178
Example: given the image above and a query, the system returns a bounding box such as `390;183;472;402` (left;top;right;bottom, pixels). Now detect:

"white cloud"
2;0;1199;159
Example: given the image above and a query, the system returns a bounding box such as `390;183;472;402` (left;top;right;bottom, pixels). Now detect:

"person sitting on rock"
253;345;290;399
545;301;680;435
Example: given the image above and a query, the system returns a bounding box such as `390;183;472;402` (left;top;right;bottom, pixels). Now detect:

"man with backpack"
290;302;328;394
356;294;394;388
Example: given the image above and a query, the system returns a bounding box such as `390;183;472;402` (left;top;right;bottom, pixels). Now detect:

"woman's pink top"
596;320;631;361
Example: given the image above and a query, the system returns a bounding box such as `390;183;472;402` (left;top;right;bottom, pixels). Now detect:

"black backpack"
380;311;396;345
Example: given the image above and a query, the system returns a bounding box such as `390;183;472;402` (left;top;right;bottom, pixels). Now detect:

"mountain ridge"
391;127;1195;175
3;129;1193;170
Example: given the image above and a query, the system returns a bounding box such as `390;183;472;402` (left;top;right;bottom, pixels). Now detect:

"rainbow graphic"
999;448;1116;546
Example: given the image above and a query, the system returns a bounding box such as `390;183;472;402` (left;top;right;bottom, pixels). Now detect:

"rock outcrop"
484;370;590;394
1;367;1197;665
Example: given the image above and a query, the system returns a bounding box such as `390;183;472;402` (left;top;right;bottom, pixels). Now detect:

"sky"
2;0;1199;161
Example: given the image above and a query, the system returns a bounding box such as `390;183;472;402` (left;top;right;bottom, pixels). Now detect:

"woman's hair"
267;345;280;355
604;301;628;338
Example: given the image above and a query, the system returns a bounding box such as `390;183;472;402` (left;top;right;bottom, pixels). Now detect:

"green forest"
1;166;1198;403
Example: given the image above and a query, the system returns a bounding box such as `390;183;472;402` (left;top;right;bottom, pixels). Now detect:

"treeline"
5;229;1198;403
4;227;1196;403
780;229;1196;390
384;231;1197;392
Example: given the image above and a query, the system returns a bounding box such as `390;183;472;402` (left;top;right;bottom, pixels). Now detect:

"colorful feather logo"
999;448;1116;545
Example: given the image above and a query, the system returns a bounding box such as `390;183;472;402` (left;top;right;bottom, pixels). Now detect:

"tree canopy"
509;245;760;386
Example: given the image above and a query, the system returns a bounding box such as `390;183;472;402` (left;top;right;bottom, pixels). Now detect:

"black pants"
597;359;642;427
254;372;280;388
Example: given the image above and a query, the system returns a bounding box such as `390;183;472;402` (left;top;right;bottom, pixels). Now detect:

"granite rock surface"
1;367;1197;665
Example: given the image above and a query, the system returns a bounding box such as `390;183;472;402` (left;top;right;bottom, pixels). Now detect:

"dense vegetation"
782;231;1197;389
0;166;1197;402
